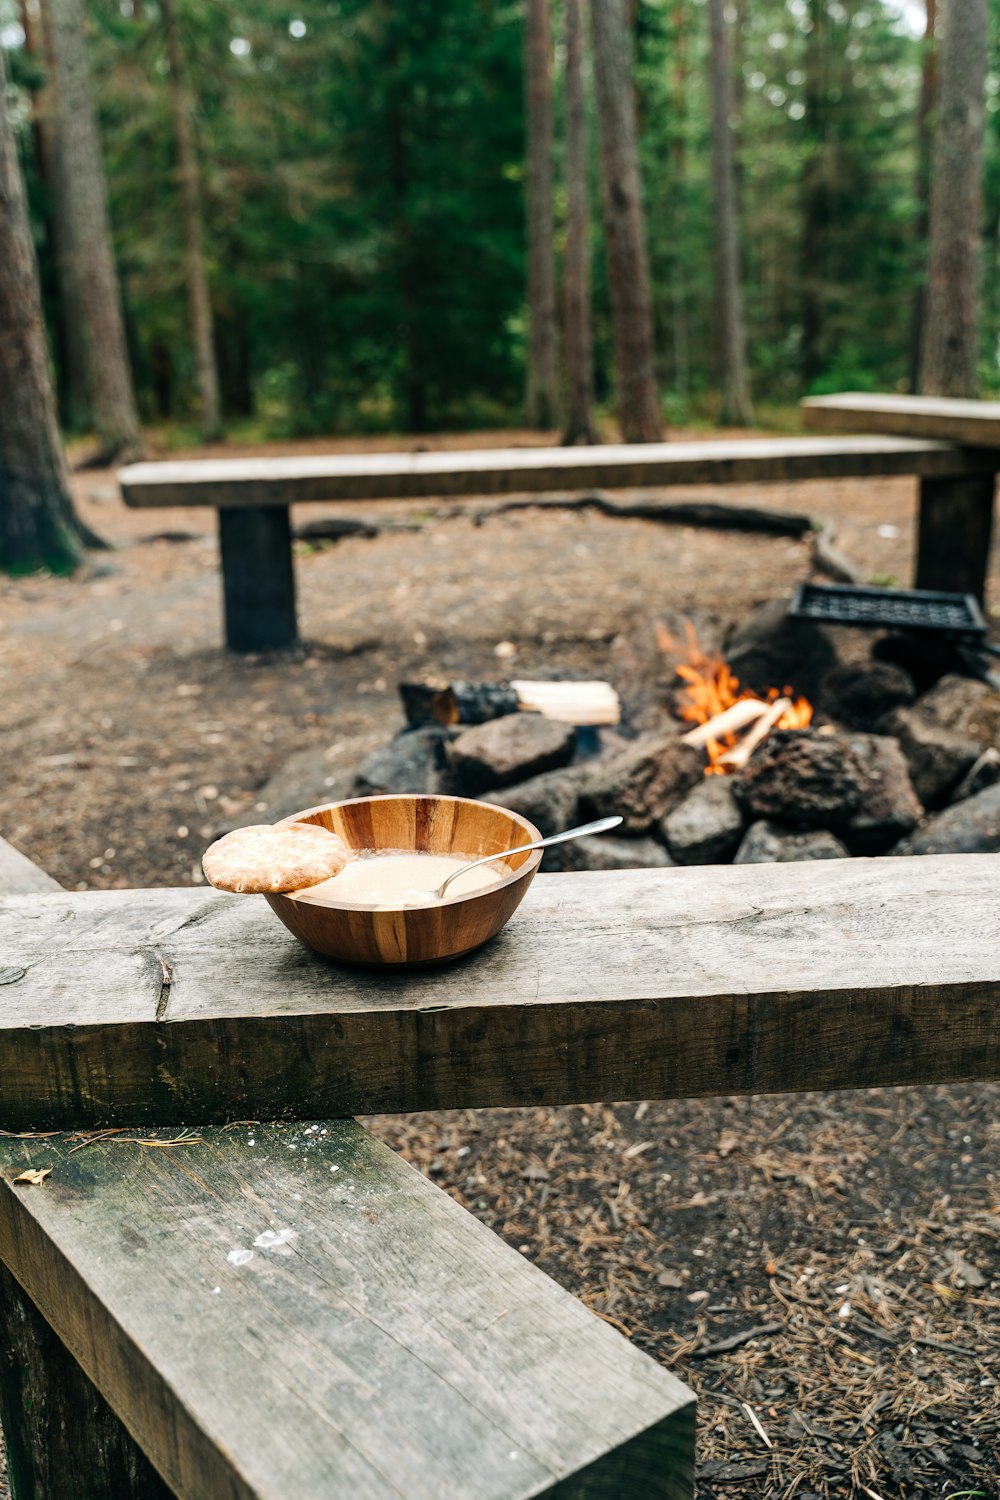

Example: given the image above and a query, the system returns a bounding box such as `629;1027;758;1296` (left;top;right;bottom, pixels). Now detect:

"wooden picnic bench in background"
118;432;999;652
2;837;999;1496
803;392;1000;606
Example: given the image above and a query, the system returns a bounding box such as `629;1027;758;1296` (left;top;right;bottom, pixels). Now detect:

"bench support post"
0;1261;172;1500
916;474;995;603
218;505;298;652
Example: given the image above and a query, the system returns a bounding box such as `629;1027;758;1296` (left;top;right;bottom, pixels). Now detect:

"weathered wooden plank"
916;475;996;602
2;857;998;1127
118;436;999;509
0;1261;173;1500
218;506;297;651
803;392;1000;447
0;1123;695;1500
0;836;61;895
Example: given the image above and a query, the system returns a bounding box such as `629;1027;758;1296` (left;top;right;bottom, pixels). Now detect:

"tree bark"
590;0;662;442
524;0;560;428
162;0;222;441
46;0;143;462
707;0;753;425
908;0;937;390
0;44;86;576
918;0;986;398
20;0;90;431
562;0;597;445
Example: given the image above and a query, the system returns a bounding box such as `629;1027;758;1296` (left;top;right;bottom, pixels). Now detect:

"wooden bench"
4;838;1000;1495
4;855;998;1130
803;393;1000;603
0;836;695;1499
118;436;1000;651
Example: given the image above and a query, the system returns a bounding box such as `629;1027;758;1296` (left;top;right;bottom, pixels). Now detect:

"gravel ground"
1;428;997;1497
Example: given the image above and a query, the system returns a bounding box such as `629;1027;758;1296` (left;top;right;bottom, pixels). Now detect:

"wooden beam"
2;856;998;1128
916;476;996;602
0;835;61;895
118;436;998;510
0;1123;695;1500
803;392;1000;447
0;1262;172;1500
217;506;298;652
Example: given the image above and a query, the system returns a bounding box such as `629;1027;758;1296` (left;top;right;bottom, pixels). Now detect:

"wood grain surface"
803;392;1000;446
0;1123;696;1499
2;856;998;1128
118;435;999;509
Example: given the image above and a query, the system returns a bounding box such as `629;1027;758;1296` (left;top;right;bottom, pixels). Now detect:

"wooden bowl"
265;795;543;966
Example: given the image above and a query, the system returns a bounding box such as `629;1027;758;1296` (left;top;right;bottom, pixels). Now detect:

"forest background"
1;0;998;445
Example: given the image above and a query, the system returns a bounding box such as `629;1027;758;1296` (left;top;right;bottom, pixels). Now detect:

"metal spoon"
423;814;624;902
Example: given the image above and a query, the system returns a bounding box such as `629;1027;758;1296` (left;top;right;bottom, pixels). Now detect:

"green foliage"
4;0;1000;433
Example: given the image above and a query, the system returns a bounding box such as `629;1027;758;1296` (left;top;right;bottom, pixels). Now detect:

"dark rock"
353;726;453;796
724;597;837;701
916;674;1000;750
953;747;1000;803
579;732;704;833
841;733;923;854
893;783;1000;855
661;776;744;865
874;633;969;695
734;821;849;864
556;833;676;872
877;706;979;808
483;766;586;839
731;730;867;831
446;714;576;794
817;660;916;730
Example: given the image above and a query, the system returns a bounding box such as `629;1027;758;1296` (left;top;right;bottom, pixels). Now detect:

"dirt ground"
1;428;998;1498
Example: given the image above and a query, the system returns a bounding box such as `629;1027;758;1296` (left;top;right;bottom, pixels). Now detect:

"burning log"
718;697;792;771
400;678;620;729
680;698;770;748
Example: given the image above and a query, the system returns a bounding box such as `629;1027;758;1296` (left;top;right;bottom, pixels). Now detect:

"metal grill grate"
789;583;987;638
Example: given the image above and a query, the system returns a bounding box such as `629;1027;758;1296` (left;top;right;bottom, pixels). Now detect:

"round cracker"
202;823;350;894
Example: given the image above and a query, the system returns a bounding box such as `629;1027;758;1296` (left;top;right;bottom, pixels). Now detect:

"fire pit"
268;596;1000;873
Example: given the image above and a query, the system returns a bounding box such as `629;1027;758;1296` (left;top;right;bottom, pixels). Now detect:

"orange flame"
657;621;812;773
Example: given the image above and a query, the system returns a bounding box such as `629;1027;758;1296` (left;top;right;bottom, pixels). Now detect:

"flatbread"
202;823;350;894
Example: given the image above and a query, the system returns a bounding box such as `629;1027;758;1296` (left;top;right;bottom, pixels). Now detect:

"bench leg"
0;1261;173;1500
916;475;995;603
218;505;298;652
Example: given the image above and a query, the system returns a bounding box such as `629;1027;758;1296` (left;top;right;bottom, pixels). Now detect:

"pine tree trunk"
707;0;752;425
0;44;84;576
162;0;222;441
908;0;937;389
47;0;143;462
524;0;560;429
20;0;90;431
918;0;985;398
561;0;597;445
800;0;830;388
590;0;662;442
669;2;689;399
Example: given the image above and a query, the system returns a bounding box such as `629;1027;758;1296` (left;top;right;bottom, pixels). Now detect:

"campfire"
658;622;813;773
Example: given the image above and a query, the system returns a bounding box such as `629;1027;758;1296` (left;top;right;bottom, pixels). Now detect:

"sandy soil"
1;428;997;1498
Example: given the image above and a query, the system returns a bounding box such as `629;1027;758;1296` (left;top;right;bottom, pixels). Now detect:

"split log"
679;698;769;748
718;698;791;770
400;678;620;728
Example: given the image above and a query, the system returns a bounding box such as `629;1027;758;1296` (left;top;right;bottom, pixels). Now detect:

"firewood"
679;698;769;748
399;679;620;728
718;698;791;771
